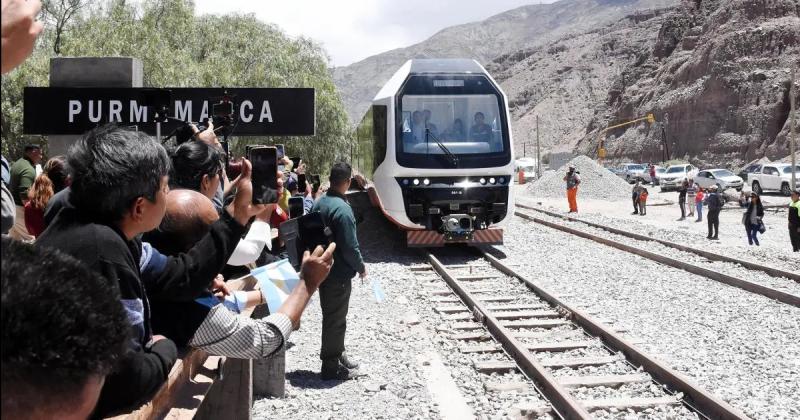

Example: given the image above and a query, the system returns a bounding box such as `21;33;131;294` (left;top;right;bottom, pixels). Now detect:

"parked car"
640;165;666;184
660;164;697;191
515;158;538;182
694;169;744;191
617;163;647;183
749;163;800;196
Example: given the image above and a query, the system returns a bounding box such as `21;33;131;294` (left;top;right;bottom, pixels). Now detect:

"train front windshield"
396;75;511;169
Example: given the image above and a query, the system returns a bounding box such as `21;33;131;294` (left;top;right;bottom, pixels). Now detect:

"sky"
193;0;552;67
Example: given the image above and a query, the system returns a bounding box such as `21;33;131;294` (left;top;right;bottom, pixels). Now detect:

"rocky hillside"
489;8;672;156
333;0;677;124
568;0;800;168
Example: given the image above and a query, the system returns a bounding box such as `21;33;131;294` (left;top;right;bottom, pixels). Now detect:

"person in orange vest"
563;165;581;213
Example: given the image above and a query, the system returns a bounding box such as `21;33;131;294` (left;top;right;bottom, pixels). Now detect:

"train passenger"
423;109;439;137
411;111;426;143
470;112;492;142
35;124;262;417
442;119;466;141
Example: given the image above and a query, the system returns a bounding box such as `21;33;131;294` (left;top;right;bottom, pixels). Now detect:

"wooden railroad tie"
558;374;651;388
581;396;681;411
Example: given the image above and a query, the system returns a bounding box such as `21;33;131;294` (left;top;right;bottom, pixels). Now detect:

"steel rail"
425;252;593;420
514;210;800;307
517;203;799;282
479;251;752;420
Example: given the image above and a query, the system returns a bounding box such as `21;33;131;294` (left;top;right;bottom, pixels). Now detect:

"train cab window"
373;105;387;168
399;94;505;156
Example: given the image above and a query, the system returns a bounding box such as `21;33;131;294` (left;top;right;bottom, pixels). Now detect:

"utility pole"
523;141;526;157
536;115;542;178
791;67;797;190
663;112;670;163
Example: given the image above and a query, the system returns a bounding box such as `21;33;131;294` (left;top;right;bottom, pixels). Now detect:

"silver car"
660;164;697;191
617;163;647;184
694;169;744;191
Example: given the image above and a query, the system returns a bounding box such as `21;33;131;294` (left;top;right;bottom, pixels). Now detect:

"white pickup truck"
748;163;799;196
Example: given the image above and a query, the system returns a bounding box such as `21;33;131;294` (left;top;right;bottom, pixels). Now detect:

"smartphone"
289;196;304;219
212;101;234;116
289;157;301;171
310;174;321;189
279;211;332;270
297;173;307;193
275;144;285;172
248;146;278;205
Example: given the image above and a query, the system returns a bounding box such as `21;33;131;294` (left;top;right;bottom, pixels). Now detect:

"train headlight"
499;177;506;184
479;178;487;185
489;177;496;184
423;178;430;186
402;179;409;186
413;179;420;186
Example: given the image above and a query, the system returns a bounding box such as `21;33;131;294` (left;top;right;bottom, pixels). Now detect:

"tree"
1;0;353;174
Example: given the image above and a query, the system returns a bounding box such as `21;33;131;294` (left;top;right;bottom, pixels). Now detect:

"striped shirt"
189;306;293;359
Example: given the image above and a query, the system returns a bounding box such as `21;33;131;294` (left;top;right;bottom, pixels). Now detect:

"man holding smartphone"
311;162;367;380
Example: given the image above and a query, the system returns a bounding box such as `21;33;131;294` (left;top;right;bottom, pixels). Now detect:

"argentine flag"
251;259;301;313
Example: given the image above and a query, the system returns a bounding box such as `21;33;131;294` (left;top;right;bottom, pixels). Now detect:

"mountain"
333;0;677;124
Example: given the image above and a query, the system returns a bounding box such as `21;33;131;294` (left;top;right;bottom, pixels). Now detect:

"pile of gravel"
525;155;632;201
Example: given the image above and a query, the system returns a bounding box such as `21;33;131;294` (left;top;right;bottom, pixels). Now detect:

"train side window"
373;105;388;169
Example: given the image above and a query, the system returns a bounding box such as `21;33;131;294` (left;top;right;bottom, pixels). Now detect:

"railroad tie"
435;306;469;314
473;360;518;374
485;303;548;311
558;374;652;388
581;396;681;411
451;322;484;330
539;355;619;369
524;341;595;352
444;313;474;321
500;319;570;329
491;310;561;320
475;295;516;302
456;274;502;281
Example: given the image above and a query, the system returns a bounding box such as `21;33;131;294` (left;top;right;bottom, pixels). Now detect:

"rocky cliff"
570;0;800;168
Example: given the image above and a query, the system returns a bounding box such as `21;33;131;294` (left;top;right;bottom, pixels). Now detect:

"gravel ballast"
498;215;800;420
526;155;633;201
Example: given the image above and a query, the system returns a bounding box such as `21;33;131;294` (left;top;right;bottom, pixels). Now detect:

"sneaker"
711;236;719;240
339;353;359;370
678;217;685;221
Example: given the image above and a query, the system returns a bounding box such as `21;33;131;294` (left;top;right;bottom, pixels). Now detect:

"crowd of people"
1;2;368;417
562;166;800;251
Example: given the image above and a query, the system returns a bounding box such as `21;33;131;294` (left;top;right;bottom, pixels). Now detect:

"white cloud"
193;0;553;66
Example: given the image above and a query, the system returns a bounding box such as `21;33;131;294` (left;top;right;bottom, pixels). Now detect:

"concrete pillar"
251;304;286;398
47;57;143;156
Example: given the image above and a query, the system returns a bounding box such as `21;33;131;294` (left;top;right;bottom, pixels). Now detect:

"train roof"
407;59;486;75
373;59;489;101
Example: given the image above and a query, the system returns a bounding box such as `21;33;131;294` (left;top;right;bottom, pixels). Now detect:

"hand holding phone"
249;146;278;205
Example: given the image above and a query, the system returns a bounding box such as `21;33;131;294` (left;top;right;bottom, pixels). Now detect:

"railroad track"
416;249;751;420
514;204;800;308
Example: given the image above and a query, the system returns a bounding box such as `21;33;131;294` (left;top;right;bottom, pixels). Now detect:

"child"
639;187;649;216
695;187;704;222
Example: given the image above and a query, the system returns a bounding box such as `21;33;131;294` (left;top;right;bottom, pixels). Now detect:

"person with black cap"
563;164;581;213
704;184;724;240
8;144;42;240
789;189;800;252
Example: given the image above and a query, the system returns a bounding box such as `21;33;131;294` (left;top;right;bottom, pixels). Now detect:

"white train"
353;59;515;247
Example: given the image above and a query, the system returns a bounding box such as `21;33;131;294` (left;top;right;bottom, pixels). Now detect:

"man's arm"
15;166;34;203
92;339;178;417
189;244;335;358
333;208;365;275
1;181;14;234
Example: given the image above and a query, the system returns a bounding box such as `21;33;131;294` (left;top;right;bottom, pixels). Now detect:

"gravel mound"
526;155;632;201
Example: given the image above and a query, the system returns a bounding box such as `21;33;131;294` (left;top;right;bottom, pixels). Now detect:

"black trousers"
319;277;352;364
632;196;639;213
707;209;721;237
790;225;800;252
679;196;686;218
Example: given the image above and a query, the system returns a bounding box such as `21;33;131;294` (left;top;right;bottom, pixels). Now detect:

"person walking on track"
563;165;581;213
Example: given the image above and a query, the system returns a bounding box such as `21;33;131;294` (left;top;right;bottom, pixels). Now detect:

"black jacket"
743;201;764;225
36;207;246;416
788;201;800;227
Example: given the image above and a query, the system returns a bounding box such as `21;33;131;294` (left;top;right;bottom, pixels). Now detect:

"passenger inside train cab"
470;112;492;143
442;118;466;141
423;109;439;137
410;110;425;143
